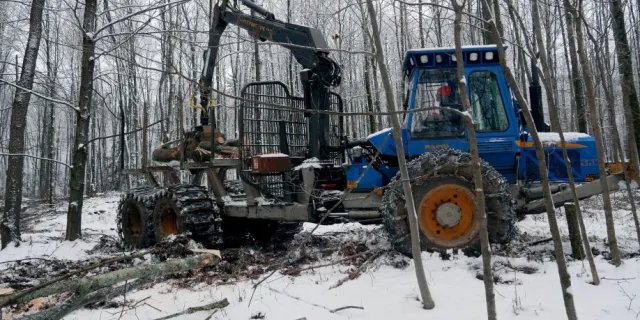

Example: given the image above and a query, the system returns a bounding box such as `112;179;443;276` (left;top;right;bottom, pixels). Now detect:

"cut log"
200;126;225;144
199;141;239;154
152;147;180;162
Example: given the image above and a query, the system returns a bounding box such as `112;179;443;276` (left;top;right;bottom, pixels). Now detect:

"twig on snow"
329;249;384;289
248;269;278;307
152;299;229;320
602;277;637;281
267;287;332;312
330;305;364;313
527;237;554;246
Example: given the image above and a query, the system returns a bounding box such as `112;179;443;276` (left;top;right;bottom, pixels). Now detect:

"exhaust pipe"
529;54;549;132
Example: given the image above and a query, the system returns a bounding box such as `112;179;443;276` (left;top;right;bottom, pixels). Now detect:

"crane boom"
197;0;341;128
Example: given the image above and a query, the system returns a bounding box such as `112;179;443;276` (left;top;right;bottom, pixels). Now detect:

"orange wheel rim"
159;206;179;237
418;184;479;248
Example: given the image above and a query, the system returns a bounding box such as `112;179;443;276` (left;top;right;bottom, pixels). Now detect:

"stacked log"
151;126;238;163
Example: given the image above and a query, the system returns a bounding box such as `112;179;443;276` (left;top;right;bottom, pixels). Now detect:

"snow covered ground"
1;191;640;320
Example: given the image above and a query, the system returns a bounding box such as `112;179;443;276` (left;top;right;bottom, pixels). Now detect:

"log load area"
152;125;239;163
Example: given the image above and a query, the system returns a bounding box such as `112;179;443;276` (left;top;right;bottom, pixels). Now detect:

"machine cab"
401;45;520;181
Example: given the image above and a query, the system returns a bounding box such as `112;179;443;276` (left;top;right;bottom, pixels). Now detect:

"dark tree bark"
1;0;46;249
38;10;57;202
482;0;503;44
65;0;98;241
610;0;640;161
562;0;588;133
357;0;376;133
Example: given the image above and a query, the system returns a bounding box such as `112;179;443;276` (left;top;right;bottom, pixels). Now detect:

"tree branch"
0;249;156;308
85;118;165;146
0;153;71;168
0;78;79;112
94;0;191;36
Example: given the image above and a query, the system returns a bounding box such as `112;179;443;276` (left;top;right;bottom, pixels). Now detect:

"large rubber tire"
381;149;517;256
117;187;163;249
153;185;223;247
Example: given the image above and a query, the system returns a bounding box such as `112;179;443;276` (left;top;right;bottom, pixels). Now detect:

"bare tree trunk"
65;0;98;241
451;1;496;318
1;0;46;249
485;1;577;318
365;0;434;309
611;0;640;161
562;1;588;133
39;10;57;202
572;1;622;266
531;0;600;285
357;0;376;133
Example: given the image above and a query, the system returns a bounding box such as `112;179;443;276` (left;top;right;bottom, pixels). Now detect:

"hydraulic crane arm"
197;0;342;125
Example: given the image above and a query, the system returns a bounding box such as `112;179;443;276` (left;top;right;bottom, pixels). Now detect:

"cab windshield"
411;68;509;138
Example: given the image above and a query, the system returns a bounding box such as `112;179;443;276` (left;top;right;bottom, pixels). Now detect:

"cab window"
468;71;509;132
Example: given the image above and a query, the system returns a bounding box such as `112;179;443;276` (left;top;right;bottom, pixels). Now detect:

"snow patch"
618;179;639;190
221;195;246;206
294;158;322;170
366;127;392;140
259;153;289;158
537;132;590;142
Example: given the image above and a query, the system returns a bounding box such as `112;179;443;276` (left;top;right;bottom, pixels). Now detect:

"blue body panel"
346;46;600;189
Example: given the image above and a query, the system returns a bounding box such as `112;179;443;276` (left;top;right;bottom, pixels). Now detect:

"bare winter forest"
2;0;640;319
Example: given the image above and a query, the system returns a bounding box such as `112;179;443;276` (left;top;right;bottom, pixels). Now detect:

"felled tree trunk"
3;252;220;320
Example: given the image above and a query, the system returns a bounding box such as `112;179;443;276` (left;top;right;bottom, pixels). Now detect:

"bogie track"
117;185;223;248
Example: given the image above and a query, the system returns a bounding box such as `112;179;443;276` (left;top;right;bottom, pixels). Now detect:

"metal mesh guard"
239;81;344;199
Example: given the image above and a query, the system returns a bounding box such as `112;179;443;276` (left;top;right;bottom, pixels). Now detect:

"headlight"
351;146;363;158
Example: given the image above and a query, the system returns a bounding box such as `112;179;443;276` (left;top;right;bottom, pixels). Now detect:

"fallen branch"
268;287;332;312
4;253;219;320
268;287;363;315
330;305;364;313
0;249;156;308
527;237;554;246
248;269;278;307
23;277;154;320
281;248;381;276
602;277;637;281
152;299;229;320
0;257;52;265
329;250;383;289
